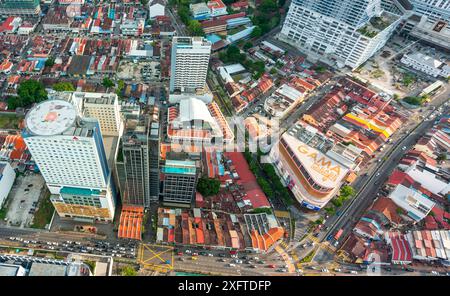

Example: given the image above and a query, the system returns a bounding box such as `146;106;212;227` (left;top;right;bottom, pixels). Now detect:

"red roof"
117;206;144;240
224;152;271;208
387;170;415;186
231;1;248;8
370;197;402;224
389;232;412;263
214;12;246;21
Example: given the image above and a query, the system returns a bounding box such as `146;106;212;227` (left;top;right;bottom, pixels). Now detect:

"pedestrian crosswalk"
280;241;289;249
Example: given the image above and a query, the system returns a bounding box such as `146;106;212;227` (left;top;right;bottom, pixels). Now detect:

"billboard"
433;21;447;32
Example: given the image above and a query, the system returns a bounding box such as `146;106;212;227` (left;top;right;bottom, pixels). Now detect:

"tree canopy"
45;57;55;67
188;20;205;36
197;177;221;197
121;266;138;276
8;79;48;110
243;42;253;51
102;77;114;88
52;82;75;92
250;26;262;38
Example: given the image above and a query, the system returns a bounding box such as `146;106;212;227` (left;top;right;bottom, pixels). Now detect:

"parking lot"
117;61;161;81
4;173;46;228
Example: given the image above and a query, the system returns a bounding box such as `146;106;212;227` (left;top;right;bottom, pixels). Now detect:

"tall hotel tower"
169;36;212;93
23;100;116;222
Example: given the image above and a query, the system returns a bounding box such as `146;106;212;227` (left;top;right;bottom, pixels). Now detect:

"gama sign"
297;144;343;183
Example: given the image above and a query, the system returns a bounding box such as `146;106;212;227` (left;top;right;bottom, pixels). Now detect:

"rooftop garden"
357;26;378;38
369;16;391;31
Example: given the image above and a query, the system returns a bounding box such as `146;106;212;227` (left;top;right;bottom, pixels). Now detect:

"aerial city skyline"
0;0;448;278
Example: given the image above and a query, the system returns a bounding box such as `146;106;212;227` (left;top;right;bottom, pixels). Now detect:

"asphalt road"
173;246;292;276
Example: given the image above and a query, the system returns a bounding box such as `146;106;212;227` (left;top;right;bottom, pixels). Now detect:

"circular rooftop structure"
25;100;77;136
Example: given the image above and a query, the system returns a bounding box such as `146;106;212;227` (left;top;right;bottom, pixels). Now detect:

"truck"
334;229;344;241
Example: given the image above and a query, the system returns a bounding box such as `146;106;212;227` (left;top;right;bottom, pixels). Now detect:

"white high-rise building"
279;0;403;69
404;0;450;51
23;100;116;222
71;92;123;137
410;0;450;22
169;36;211;93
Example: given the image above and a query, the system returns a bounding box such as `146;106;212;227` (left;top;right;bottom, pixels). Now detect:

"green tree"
188;20;204;36
102;77;114;88
403;96;425;106
252;208;272;215
8;79;48;110
45;57;55;67
52;82;75;92
437;153;447;161
116;79;125;98
197;177;221;196
340;185;355;198
243;42;253;51
178;5;190;25
121;265;138;276
250;26;262;38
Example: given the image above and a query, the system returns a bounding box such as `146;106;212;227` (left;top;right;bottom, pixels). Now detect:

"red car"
177;252;183;256
268;264;276;269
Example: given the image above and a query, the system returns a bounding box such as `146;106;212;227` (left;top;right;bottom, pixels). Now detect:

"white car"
350;270;358;274
185;250;191;254
321;268;329;273
229;263;236;267
207;253;214;257
334;268;342;272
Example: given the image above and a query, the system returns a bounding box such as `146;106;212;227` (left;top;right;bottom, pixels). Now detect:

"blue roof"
206;34;222;44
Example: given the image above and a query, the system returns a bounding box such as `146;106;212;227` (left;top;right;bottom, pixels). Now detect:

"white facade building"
0;162;15;208
399;0;450;51
23;100;116;222
169;36;211;93
264;84;305;118
410;0;450;22
401;52;450;78
388;184;435;222
120;19;145;36
207;0;227;17
149;0;165;19
279;0;403;69
404;165;450;197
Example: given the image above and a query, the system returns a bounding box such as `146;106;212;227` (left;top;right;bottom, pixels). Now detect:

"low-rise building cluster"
341;109;450;266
